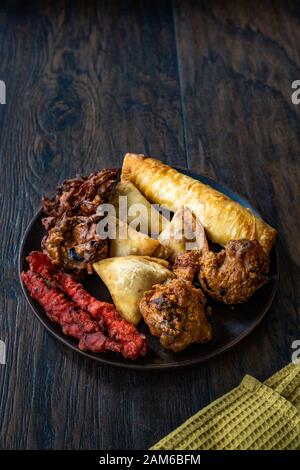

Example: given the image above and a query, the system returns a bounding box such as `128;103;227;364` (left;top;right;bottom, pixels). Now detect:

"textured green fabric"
151;363;300;450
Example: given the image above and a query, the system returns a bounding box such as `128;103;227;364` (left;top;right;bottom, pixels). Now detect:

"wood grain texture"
0;0;299;450
172;0;300;414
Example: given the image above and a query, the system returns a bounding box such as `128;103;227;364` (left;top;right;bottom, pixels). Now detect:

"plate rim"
18;169;279;370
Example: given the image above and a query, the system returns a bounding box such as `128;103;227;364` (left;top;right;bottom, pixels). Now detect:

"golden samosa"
111;180;168;237
108;216;160;257
158;207;208;262
93;256;174;325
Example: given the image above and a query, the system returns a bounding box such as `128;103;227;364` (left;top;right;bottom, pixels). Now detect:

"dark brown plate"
19;168;279;370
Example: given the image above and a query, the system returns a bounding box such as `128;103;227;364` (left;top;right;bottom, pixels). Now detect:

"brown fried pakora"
42;169;118;229
42;214;107;275
41;169;118;275
140;278;212;352
198;239;269;304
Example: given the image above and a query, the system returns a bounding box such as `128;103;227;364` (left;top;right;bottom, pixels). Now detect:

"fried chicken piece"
42;214;107;275
140;278;212;352
173;250;201;282
199;239;269;304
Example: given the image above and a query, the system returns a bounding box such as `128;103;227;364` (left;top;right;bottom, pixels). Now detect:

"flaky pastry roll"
121;154;276;253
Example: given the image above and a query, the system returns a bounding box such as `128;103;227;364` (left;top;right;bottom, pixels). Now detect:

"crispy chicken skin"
140;278;212;352
173;250;201;282
198;239;269;304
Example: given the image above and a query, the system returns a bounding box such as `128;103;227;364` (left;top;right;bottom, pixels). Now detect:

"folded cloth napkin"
151;363;300;450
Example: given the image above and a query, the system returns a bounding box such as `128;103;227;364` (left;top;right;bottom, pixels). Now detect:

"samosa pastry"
152;244;172;260
111;180;168;237
138;255;170;268
121;154;277;254
158;207;208;262
93;256;174;325
108;216;160;257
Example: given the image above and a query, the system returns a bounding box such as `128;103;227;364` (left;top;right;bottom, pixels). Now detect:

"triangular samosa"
158;207;208;262
108;216;160;257
111;180;168;237
93;256;174;325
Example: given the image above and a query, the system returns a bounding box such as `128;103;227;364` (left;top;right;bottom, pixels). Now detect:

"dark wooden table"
0;0;299;450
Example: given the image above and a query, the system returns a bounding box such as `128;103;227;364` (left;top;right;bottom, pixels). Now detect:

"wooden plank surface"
173;0;300;394
0;0;299;450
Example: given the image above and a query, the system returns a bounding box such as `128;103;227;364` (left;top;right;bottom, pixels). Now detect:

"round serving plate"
19;168;279;370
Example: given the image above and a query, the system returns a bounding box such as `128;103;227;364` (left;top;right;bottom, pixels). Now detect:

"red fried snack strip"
54;272;147;359
26;251;147;359
28;250;56;278
21;271;122;354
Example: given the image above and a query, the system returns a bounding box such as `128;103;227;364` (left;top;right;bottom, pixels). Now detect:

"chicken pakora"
140;278;212;352
198;239;269;304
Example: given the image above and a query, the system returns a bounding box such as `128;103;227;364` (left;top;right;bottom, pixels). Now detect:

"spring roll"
121;154;276;254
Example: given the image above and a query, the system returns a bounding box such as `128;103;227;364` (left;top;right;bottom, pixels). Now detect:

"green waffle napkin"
151;363;300;450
